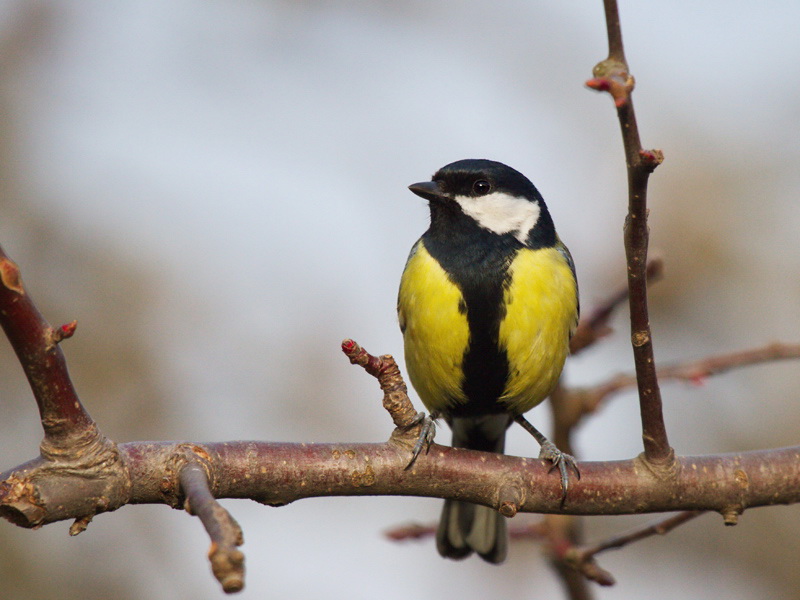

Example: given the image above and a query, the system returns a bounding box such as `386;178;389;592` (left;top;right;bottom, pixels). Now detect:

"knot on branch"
498;482;526;518
209;541;245;593
639;149;664;173
375;356;418;429
0;475;46;528
562;547;617;586
45;320;78;351
569;257;664;356
587;59;634;108
635;448;679;481
0;256;24;294
163;444;215;509
39;421;112;465
0;425;129;530
720;506;741;526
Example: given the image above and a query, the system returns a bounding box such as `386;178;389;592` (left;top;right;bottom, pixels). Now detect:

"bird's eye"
472;179;491;196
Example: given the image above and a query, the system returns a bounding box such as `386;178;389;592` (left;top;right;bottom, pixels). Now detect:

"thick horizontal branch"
4;440;799;530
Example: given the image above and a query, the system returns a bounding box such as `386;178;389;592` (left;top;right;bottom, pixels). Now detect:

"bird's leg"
404;411;438;469
514;415;580;504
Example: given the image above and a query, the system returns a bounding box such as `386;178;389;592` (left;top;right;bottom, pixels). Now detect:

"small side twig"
341;339;435;461
341;339;419;429
180;463;245;594
573;342;800;420
45;319;78;351
578;510;703;559
387;519;550;542
656;342;800;382
561;511;703;585
385;522;436;541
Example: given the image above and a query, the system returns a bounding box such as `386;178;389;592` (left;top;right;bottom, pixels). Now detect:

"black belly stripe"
422;212;522;417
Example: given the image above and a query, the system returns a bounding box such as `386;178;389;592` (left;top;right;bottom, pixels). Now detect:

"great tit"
397;159;579;563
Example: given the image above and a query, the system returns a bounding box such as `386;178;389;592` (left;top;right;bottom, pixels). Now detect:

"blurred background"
0;1;798;599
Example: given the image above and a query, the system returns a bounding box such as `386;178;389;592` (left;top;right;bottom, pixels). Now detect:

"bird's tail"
436;415;510;564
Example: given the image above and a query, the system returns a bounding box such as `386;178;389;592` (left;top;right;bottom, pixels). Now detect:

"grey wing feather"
555;237;580;337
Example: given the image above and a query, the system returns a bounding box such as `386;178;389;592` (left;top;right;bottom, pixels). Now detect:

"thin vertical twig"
602;0;625;62
587;0;671;464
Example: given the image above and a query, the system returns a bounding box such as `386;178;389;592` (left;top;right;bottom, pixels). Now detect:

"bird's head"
409;159;555;248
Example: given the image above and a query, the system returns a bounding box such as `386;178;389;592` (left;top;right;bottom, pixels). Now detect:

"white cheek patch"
455;192;540;244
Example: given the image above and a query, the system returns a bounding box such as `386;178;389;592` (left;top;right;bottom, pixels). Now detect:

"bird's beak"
408;181;449;203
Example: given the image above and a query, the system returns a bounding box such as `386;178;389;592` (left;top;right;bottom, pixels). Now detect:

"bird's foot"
514;415;580;505
538;440;580;503
404;412;437;469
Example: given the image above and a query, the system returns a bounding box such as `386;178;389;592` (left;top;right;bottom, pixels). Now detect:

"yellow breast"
398;240;578;417
498;246;578;414
398;241;469;412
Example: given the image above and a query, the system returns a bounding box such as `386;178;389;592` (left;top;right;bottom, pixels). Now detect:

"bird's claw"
538;440;580;504
405;412;436;469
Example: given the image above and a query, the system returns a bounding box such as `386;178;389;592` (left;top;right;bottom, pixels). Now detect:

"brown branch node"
586;59;634;108
69;514;93;536
0;256;24;294
162;443;215;509
0;427;128;530
498;482;525;518
721;506;741;525
639;149;665;172
562;549;617;586
45;320;78;350
0;474;46;529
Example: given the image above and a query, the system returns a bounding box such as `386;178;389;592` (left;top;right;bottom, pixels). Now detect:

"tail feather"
436;500;472;560
437;500;507;563
436;415;511;564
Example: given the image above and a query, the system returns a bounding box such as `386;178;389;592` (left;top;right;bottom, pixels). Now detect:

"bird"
397;159;579;563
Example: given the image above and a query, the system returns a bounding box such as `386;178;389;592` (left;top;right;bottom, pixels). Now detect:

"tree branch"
0;245;95;444
561;511;704;585
571;342;800;422
587;0;670;465
0;244;128;531
602;0;625;63
4;440;799;527
3;235;800;593
180;462;245;593
579;510;703;560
